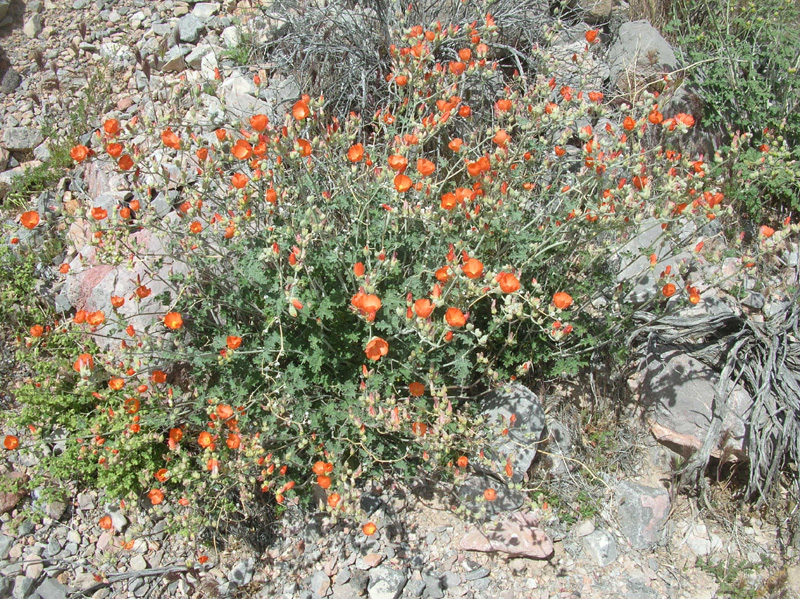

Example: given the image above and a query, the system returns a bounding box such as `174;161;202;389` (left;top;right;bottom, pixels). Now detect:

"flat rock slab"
477;383;545;483
460;511;553;559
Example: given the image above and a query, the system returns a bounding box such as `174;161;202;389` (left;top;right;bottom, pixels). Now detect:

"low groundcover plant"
5;12;795;536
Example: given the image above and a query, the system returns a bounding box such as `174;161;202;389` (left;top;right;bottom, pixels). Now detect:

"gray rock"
2;128;44;152
17;520;34;536
608;20;678;91
177;14;204;43
545;419;573;476
309;570;330;597
229;557;255;586
42;500;66;521
742;292;765;310
34;577;68;599
191;2;219;21
615;480;669;550
641;346;752;456
221;25;240;48
367;566;406;599
0;0;9;20
23;14;43;38
0;576;11;599
477;383;545;483
129;555;147;571
185;44;213;68
0;535;13;559
405;577;425;597
441;572;460;588
582;529;618;567
13;576;35;599
160;45;188;72
0;69;22;95
421;573;444;599
578;0;612;23
626;577;659;599
44;538;62;558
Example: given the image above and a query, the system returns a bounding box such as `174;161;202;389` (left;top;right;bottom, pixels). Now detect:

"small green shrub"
664;0;800;218
6;9;793;534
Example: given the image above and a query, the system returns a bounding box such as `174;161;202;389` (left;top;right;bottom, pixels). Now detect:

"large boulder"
607;20;678;93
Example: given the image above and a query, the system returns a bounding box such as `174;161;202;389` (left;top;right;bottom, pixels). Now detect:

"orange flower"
483;488;497;501
3;435;19;450
353;262;365;277
623;116;636;131
73;353;94;372
387;154;408;172
198;431;213;448
417;158;435;177
498;272;520;293
394;74;408;86
99;515;113;530
662;283;676;298
493;129;510;147
461;258;483;279
91;207;108;220
435;266;451;282
231;139;253;160
106;143;123;158
135;285;151;299
648;110;663;125
362;522;377;536
20;211;40;229
118;155;134;170
553;292;573;309
440;192;456;210
585;29;598;43
161;129;181;149
760;225;775;238
30;325;43;337
87;311;105;326
317;475;332;489
312;461;330;475
231;173;248;189
365;337;389;361
124;398;140;414
414;298;434;318
59;264;70;274
108;377;124;391
196;147;209;161
164;312;183;330
348;144;364;163
250;114;269;131
226;433;241;449
152;370;167;384
554;146;566;157
445;307;466;327
448;138;463;152
226;336;242;350
394;174;412;192
148;489;165;505
217;404;234;419
296;139;312;157
155;468;168;483
409;382;425;397
71;145;90;162
73;310;87;324
496;99;512;112
457;456;468;468
169;428;183;443
103;119;120;136
411;421;428;436
328;493;341;508
292;100;310;120
111;296;124;308
458;48;472;61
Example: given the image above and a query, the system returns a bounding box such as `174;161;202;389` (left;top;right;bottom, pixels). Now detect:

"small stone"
221;25;240;48
310;570;330;597
405;578;425;597
177;14;204;43
191;2;219;21
356;553;383;570
573;520;595;538
129;555;148;571
45;538;62;558
23;14;44;38
228;557;255;586
2;127;44;152
0;534;14;559
367;566;407;599
35;576;68;599
13;576;35;599
464;567;490;581
0;69;22;95
582;529;618;567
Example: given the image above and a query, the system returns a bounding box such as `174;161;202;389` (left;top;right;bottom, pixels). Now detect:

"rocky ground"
1;0;800;598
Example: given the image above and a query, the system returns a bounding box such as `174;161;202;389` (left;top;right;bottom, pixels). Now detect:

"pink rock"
459;511;553;559
0;471;29;515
